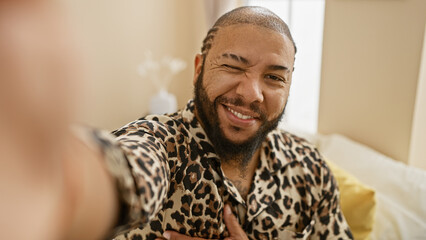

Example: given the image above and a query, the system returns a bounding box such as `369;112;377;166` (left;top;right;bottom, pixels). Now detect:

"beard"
193;64;286;169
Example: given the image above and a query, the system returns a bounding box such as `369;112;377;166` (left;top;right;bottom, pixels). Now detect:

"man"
109;6;353;240
0;2;352;239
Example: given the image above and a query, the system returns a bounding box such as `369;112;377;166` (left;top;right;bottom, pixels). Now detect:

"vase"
149;89;177;114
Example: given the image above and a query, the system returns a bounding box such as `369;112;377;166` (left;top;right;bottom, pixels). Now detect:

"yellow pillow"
325;159;376;240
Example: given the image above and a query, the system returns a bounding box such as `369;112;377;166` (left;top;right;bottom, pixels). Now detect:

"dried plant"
137;51;187;92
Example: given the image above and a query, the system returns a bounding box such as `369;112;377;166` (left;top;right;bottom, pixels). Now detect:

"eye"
222;64;243;71
265;74;285;83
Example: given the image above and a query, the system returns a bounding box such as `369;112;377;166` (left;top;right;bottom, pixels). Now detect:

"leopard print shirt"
104;100;352;240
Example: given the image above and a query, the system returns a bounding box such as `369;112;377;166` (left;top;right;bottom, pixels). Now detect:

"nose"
235;74;264;103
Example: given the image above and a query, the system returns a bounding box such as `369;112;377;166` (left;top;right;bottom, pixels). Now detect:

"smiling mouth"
226;106;255;120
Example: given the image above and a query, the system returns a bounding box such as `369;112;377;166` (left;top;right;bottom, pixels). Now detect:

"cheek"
265;89;289;118
202;71;240;101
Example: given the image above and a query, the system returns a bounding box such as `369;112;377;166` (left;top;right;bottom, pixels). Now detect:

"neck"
221;148;261;201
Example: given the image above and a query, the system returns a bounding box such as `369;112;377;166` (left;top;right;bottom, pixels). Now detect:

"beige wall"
319;0;426;162
63;0;207;130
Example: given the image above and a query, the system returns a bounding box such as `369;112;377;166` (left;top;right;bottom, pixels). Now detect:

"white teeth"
227;107;253;120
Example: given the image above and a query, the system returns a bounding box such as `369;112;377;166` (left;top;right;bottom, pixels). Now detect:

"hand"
157;204;249;240
0;0;79;172
0;4;77;239
0;3;117;240
222;204;249;240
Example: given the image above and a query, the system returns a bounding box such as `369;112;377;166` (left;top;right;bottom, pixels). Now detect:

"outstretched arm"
0;2;121;239
0;1;176;238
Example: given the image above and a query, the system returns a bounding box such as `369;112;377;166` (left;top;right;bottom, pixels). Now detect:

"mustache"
215;96;267;121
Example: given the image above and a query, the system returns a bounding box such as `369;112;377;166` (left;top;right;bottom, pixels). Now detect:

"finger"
223;204;249;240
162;230;207;240
223;204;246;237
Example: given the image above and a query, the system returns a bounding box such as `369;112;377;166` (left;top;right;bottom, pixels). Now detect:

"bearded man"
110;6;353;240
0;1;352;239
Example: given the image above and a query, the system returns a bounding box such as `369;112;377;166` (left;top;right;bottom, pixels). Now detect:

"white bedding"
315;134;426;240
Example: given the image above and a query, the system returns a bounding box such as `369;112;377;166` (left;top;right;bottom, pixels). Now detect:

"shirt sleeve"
88;121;171;236
312;159;353;239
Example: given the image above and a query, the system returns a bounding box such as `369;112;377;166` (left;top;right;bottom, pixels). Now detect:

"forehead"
207;24;295;65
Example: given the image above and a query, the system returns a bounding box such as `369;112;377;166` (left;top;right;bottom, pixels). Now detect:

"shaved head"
201;6;296;57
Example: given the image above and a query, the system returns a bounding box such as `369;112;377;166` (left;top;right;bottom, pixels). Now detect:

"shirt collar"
180;100;217;157
260;129;296;173
181;99;197;126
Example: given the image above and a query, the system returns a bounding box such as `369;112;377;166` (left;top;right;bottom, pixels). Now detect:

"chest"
117;153;320;240
165;154;317;235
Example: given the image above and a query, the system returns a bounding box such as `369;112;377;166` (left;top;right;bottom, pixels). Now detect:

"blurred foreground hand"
0;1;118;239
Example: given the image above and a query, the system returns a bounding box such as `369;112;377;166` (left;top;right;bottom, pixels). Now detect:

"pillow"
326;159;376;240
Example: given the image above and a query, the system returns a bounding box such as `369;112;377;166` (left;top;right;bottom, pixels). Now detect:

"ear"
193;54;203;86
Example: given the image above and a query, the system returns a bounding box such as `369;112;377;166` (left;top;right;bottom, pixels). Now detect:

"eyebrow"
221;53;250;65
221;53;289;71
267;65;289;71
